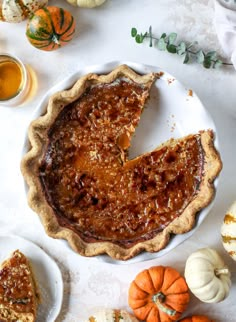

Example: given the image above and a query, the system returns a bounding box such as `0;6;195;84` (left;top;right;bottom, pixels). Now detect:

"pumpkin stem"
152;292;177;317
215;268;229;276
52;34;60;45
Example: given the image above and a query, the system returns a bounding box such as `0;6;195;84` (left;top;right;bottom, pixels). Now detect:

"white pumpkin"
66;0;106;8
85;309;139;322
0;0;48;23
221;201;236;261
184;248;231;303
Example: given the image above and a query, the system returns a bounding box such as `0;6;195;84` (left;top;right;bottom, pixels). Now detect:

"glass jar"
0;53;30;107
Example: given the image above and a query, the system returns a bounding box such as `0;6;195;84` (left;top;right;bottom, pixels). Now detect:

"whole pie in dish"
0;250;40;322
21;64;222;260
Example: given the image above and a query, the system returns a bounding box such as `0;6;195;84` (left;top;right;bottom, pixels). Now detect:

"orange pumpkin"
179;316;214;322
26;6;76;51
128;266;190;322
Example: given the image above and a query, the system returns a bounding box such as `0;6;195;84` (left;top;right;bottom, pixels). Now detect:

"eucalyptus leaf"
167;44;177;53
180;41;186;50
177;41;186;55
203;57;212;69
160;33;167;39
157;38;167;50
149;26;153;47
131;28;137;37
206;51;217;60
196;50;205;63
187;41;198;49
168;32;177;44
214;59;223;69
135;34;142;44
183;52;190;64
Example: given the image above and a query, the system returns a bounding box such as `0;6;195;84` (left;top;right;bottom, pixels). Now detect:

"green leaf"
167;44;177;53
206;51;217;60
183;52;190;64
135;34;142;43
187;41;198;49
180;41;186;50
160;33;167;39
213;59;223;69
149;26;153;47
157;38;167;50
131;27;137;37
177;41;186;55
203;57;212;69
168;32;177;44
196;50;205;63
135;32;147;44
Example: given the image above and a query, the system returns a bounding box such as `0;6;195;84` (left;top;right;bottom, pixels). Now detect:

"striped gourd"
221;201;236;261
86;309;139;322
26;6;76;51
0;0;48;23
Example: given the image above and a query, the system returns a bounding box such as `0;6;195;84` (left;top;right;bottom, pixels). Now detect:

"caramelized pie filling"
39;79;204;248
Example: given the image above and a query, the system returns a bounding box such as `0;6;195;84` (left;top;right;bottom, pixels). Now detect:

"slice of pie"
0;250;40;321
21;64;222;260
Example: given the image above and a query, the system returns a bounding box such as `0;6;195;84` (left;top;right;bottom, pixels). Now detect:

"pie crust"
21;64;222;260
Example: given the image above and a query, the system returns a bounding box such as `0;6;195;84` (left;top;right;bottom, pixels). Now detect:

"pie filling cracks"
21;65;222;260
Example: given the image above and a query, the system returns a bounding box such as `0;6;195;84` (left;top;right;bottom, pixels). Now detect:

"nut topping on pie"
21;65;222;260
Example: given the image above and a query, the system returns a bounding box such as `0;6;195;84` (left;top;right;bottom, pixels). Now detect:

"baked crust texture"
21;64;222;260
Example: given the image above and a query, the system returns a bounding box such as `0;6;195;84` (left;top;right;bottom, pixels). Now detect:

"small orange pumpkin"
128;266;190;322
179;316;215;322
26;6;76;51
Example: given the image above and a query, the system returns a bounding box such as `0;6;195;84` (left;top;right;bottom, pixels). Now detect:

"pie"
21;64;222;260
0;250;40;321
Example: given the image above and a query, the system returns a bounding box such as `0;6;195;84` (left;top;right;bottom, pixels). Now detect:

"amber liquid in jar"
0;59;23;100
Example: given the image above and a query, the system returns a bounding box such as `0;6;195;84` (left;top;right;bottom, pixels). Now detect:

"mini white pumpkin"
221;201;236;261
184;247;231;303
66;0;106;8
0;0;48;23
85;308;139;322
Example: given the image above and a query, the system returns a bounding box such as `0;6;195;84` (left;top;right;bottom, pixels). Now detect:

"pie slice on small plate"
0;249;39;322
0;235;63;321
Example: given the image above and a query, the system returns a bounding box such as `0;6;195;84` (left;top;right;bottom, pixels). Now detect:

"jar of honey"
0;53;29;106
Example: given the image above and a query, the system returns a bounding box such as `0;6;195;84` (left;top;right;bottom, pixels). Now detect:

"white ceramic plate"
0;235;63;321
22;61;219;264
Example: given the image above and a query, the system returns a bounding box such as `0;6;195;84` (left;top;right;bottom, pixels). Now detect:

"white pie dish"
21;61;220;264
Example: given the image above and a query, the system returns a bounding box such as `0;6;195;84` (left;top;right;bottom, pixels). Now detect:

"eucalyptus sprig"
131;26;232;69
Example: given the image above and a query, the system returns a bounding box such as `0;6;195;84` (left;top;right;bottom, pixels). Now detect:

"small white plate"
0;235;63;321
22;61;220;264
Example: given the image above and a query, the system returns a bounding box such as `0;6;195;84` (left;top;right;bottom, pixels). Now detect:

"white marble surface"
1;0;236;321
